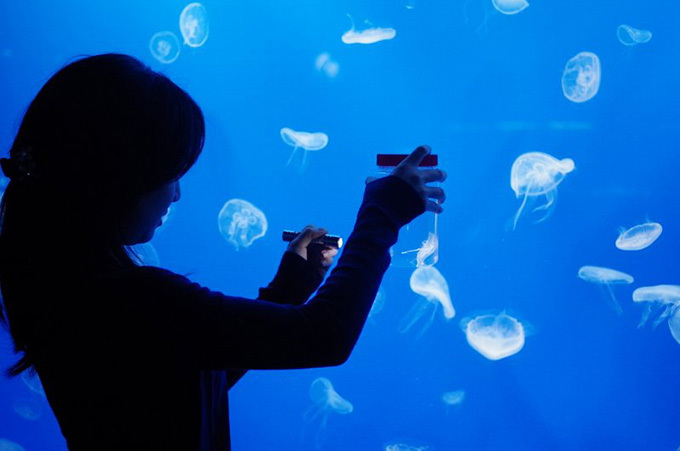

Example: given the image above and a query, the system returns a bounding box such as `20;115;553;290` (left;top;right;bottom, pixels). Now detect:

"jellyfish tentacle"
533;189;557;224
512;187;531;230
398;299;431;334
603;283;623;316
651;304;673;328
313;413;329;450
285;145;299;167
416;301;438;339
638;303;653;328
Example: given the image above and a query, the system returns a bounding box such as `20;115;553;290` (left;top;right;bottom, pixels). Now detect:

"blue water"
1;1;679;450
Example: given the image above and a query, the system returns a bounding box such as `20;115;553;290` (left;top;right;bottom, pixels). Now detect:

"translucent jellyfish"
179;2;209;48
632;285;680;329
441;389;466;413
617;25;652;46
399;266;454;337
368;287;386;322
0;439;25;451
20;372;45;398
341;15;396;45
561;51;601;103
510;152;575;229
461;312;525;360
668;307;680;346
12;398;41;421
149;31;181;64
385;444;429;451
217;199;268;250
315;53;339;78
491;0;529;15
615;222;662;251
280;127;328;170
131;243;160;267
303;377;353;449
578;266;633;315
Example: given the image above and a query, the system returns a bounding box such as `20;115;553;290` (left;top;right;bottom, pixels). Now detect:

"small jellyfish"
131;243;160;267
561;51;601;103
280;127;329;170
385;444;429;451
149;31;181;64
303;377;353;449
0;439;25;451
368;287;386;322
461;312;525;360
632;285;680;329
578;266;633;315
20;371;45;398
12;398;42;421
510;152;574;229
668;307;680;346
179;2;209;48
491;0;529;15
341;15;396;45
617;25;652;46
615;222;662;251
217;199;268;250
315;53;340;78
441;389;466;413
399;266;454;337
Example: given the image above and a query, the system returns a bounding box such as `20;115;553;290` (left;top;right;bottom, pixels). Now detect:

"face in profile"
122;180;181;245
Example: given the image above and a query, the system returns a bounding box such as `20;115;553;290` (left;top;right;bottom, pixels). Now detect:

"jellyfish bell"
461;312;526;360
632;285;680;328
578;265;633;315
179;2;209;48
441;390;466;406
280;127;329;170
617;24;652;46
491;0;529;15
615;222;662;251
0;439;26;451
562;51;601;103
668;307;680;346
149;31;181;64
410;266;454;319
341;15;396;45
217;199;268;250
510;152;575;229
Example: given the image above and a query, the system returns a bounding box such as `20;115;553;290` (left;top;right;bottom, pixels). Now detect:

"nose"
173;181;181;203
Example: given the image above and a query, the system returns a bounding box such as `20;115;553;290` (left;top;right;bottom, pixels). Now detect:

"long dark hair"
0;53;205;375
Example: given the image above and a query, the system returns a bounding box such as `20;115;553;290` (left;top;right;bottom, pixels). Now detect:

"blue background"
1;0;679;450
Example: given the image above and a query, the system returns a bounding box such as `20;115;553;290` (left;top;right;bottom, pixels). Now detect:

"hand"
389;145;447;213
287;225;339;277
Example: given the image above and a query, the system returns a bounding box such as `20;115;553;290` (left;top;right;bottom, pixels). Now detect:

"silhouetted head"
0;53;204;263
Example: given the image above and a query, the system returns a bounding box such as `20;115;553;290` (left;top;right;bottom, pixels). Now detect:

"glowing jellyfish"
179;2;209;48
303;377;353;449
12;398;41;421
341;15;396;45
578;266;633;315
668;307;680;346
385;444;429;451
562;51;601;103
462;312;525;360
442;389;466;408
415;233;439;267
399;266;454;337
615;222;662;251
218;199;268;250
617;25;652;46
280;127;328;170
149;31;181;64
315;53;339;78
492;0;529;15
510;152;574;229
632;285;680;329
0;439;25;451
131;243;160;267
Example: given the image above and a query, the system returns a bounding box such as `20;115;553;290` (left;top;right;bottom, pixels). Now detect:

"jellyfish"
341;15;396;45
20;372;45;398
632;285;680;329
510;152;575;229
217;199;268;250
617;25;652;46
12;398;41;421
280;127;328;170
615;222;662;251
491;0;529;15
131;243;160;267
315;53;339;78
668;307;680;346
385;444;429;451
179;2;209;48
399;266;454;337
368;287;386;322
461;312;525;360
303;377;353;449
578;266;633;315
149;31;181;64
441;389;465;413
0;439;25;451
561;51;601;103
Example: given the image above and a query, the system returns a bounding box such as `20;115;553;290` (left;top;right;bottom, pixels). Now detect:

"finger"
322;248;339;258
425;200;443;214
420;169;447;183
400;145;431;168
321;257;334;268
424;186;446;203
291;225;326;248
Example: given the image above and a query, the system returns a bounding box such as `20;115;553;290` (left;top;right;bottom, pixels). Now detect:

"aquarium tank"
1;0;679;450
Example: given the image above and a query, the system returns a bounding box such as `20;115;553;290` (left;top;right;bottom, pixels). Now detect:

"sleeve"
134;176;424;371
257;251;324;306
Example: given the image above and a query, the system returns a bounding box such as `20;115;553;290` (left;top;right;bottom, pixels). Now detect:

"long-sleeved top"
8;175;424;450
